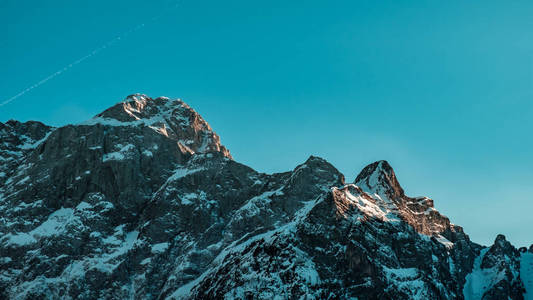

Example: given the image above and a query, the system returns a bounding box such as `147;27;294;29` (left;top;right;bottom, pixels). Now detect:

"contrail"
0;1;180;108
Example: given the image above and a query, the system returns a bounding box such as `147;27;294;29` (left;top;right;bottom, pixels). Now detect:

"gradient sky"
1;0;533;247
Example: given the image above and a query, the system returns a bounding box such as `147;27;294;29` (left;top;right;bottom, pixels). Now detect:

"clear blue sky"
1;0;532;247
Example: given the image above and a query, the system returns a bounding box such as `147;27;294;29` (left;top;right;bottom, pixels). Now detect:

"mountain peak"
83;94;231;158
1;96;527;299
354;160;404;199
96;94;189;123
495;234;508;245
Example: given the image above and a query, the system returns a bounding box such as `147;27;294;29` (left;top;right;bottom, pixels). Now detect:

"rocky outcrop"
479;235;524;300
463;235;525;300
0;94;529;299
92;94;231;158
354;160;463;239
0;120;53;186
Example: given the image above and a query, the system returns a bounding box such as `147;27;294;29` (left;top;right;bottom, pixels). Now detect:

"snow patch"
18;131;53;150
151;242;170;254
2;207;75;246
167;167;205;182
341;185;399;222
435;235;454;249
463;248;503;300
103;144;135;162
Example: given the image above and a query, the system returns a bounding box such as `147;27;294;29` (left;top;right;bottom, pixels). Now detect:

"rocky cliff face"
0;94;530;299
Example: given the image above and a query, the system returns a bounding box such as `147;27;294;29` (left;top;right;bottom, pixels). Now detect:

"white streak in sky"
0;1;180;108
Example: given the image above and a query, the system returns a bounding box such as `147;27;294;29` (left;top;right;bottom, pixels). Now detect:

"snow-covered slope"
522;252;533;300
464;235;525;300
0;94;530;299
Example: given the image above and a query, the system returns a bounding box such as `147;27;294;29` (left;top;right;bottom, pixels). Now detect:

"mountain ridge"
0;94;531;299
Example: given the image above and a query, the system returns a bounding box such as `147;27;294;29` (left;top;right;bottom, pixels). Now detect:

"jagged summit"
96;94;184;122
354;160;404;200
351;160;459;237
495;234;509;246
84;94;231;159
465;233;525;299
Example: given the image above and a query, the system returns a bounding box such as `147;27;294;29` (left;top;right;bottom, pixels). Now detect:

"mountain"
0;94;531;299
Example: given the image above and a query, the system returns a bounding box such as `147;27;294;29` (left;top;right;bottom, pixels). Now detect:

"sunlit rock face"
91;94;231;158
0;94;529;299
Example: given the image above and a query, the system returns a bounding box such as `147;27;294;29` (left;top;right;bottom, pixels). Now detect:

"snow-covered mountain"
0;94;531;299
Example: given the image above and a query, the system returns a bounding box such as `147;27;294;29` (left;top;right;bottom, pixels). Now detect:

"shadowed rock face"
477;235;525;300
0;120;53;186
0;94;529;299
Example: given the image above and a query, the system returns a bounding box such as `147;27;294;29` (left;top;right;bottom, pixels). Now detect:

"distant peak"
495;234;508;246
480;233;519;270
287;155;345;193
354;160;404;199
489;234;516;254
304;155;328;164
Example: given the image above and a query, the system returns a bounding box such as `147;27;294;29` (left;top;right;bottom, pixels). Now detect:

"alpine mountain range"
0;94;531;299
